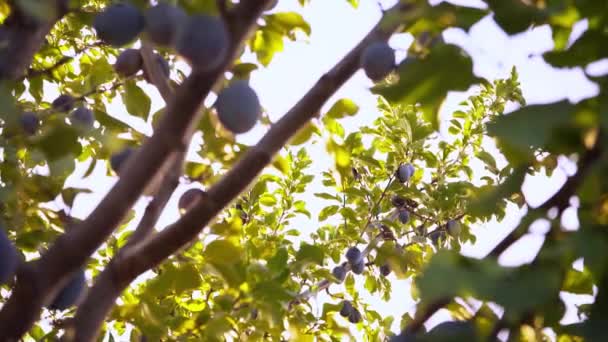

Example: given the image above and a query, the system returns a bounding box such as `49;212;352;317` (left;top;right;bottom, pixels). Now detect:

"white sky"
49;0;601;340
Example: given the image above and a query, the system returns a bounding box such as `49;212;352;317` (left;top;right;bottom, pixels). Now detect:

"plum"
339;300;353;317
360;41;395;81
332;265;346;283
380;263;391;277
396;163;415;183
391;195;406;208
114;49;143;77
70;107;95;129
447;220;461;237
429;229;445;246
0;227;18;285
93;4;145;46
348;307;362;323
20;112;39;136
144;3;186;46
175;15;229;71
345;246;362;265
399;209;410;224
351;260;365;275
215;80;261;134
178;188;206;212
52;94;74;112
49;269;86;310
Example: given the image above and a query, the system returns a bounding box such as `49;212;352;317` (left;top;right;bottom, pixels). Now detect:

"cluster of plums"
0;227;86;310
339;300;362;324
17;94;94;137
96;3;262;134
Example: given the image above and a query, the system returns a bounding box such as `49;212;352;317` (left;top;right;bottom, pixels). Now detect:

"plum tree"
178;188;206;212
70;107;95;129
144;3;186;47
360;41;395;81
447;220;461;237
48;270;86;311
51;94;74;112
175;15;229;71
114;49;143;77
396;163;415;183
215;80;262;134
93;4;145;47
142;54;170;83
399;209;410;224
332;265;347;283
110;147;136;176
19;112;39;136
0;227;18;285
345;246;362;265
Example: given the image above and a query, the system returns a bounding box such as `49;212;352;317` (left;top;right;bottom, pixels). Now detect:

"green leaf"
468;166;526;218
121;80;151;119
295;243;324;266
372;44;482;130
204;240;243;265
325;98;359;119
544;29;608;68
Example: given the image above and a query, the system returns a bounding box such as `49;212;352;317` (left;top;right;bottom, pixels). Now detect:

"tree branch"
110;2;418;296
403;136;605;334
0;1;273;339
0;0;69;80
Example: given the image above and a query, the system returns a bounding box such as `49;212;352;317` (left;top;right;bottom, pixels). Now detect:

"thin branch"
360;173;395;238
403;135;604;334
0;1;273;339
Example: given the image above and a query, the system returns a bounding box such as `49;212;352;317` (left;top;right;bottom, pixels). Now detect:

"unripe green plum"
142;54;170;83
396;163;415;183
20;112;39;136
114;49;143;77
178;188;206;212
332;265;346;283
351;260;365;274
175;15;229;71
48;270;86;310
52;94;74;112
360;41;395;81
345;246;362;265
215;81;262;134
348;307;362;324
110;147;136;176
70;107;95;129
0;227;18;285
93;4;144;47
144;3;186;46
447;220;461;237
339;300;353;317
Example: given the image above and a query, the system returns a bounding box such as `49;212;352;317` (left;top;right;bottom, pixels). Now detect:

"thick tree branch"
0;1;272;339
0;0;69;80
403;136;605;334
112;2;418;294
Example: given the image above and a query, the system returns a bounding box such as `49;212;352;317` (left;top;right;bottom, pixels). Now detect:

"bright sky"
51;0;601;340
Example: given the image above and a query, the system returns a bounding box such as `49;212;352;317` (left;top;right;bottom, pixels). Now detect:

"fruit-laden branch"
68;3;420;336
403;133;605;334
67;40;186;341
0;0;69;80
0;1;272;339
